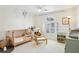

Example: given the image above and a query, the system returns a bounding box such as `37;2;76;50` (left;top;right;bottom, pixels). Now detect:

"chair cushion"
14;37;24;43
37;37;46;40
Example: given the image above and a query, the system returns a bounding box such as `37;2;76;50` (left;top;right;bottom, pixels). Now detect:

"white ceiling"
0;5;76;15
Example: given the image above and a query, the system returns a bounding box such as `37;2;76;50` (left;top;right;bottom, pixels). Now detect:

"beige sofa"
6;29;33;47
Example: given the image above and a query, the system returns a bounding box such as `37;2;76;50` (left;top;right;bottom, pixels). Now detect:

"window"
45;17;55;33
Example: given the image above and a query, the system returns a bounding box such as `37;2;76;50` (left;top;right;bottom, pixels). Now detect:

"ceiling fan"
36;5;48;12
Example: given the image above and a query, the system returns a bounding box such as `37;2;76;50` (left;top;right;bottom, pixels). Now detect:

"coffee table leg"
45;37;48;44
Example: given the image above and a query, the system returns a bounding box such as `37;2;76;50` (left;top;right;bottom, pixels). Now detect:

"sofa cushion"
14;37;24;43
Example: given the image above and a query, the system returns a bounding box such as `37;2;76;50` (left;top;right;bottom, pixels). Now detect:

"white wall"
0;6;34;40
76;6;79;28
0;7;34;31
34;7;77;40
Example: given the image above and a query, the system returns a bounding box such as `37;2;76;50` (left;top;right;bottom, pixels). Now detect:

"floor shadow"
0;47;14;53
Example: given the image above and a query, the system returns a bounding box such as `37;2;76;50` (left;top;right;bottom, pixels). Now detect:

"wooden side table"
0;40;5;49
57;34;66;43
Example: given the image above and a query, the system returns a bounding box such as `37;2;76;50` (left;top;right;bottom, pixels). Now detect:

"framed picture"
62;17;70;25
